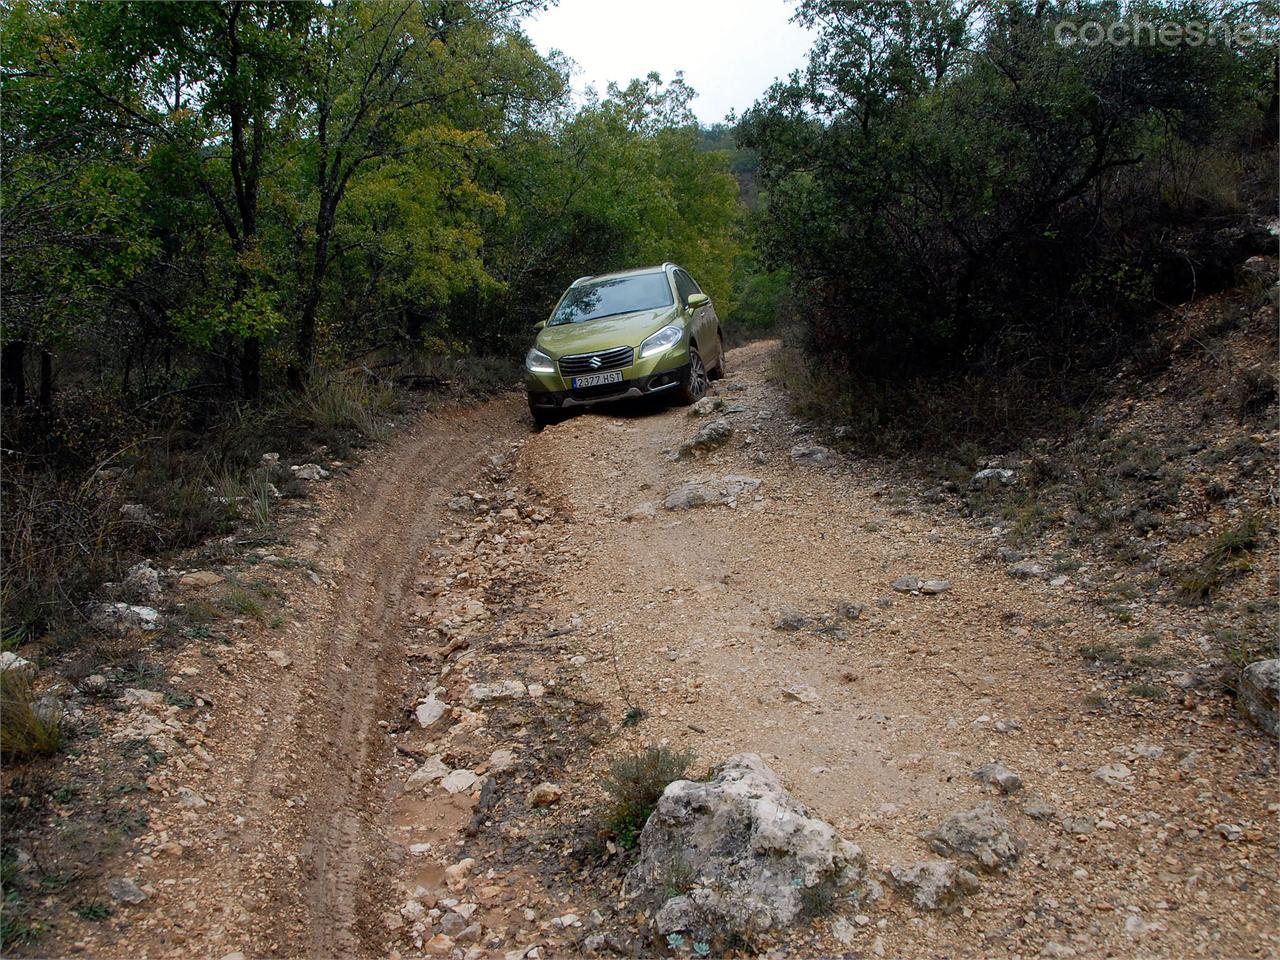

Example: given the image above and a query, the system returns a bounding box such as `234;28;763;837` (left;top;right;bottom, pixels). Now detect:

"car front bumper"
526;344;690;410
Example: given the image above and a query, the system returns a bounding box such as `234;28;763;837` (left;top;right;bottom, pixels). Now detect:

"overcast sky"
522;0;815;125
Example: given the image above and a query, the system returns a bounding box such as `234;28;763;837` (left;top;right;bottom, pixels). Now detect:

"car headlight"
639;324;682;359
526;346;555;374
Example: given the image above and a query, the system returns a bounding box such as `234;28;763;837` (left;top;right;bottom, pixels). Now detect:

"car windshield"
549;273;673;326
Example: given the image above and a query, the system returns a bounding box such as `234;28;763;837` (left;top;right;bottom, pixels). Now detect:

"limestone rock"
108;877;149;904
973;762;1023;794
970;468;1014;489
627;754;865;940
663;475;761;510
0;652;34;677
440;769;480;794
407;756;450;789
1008;560;1048;580
1093;763;1131;786
415;694;450;729
179;570;225;589
527;782;563;807
790;444;834;466
122;687;165;708
679;418;733;458
924;804;1025;873
119;503;156;524
887;861;980;913
465;680;526;703
123;561;161;601
291;463;330;481
91;602;163;635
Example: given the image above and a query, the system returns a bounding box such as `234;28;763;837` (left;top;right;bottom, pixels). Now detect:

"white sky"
522;0;816;125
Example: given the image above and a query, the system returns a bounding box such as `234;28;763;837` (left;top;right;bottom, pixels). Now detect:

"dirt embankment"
20;341;1278;960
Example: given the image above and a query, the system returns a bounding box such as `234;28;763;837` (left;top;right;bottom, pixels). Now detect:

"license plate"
572;371;623;388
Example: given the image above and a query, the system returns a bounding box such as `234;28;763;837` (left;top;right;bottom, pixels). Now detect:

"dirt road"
56;342;1276;959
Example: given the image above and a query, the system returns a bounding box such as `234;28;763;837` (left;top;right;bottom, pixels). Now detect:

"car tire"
528;398;563;429
676;347;709;405
707;332;727;380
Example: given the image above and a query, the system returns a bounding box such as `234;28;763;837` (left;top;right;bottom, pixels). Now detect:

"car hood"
536;308;677;356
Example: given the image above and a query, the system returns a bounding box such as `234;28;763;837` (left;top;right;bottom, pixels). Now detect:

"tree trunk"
1;340;26;407
296;194;337;377
242;335;261;400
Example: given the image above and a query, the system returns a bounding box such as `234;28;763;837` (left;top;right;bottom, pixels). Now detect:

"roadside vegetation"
738;0;1275;451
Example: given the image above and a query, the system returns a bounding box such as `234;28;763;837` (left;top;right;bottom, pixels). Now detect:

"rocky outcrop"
923;803;1025;873
1239;659;1278;735
678;418;733;458
663;475;761;510
627;754;865;941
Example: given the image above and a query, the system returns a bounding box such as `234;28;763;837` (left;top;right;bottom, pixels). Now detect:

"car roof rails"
571;275;594;286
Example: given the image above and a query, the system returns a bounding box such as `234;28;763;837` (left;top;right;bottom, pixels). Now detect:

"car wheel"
707;332;727;380
676;347;708;404
528;397;563;429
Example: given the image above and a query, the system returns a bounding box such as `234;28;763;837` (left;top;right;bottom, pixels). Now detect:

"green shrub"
601;745;694;849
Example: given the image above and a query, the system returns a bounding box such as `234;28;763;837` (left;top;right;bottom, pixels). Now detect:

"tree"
738;0;1274;382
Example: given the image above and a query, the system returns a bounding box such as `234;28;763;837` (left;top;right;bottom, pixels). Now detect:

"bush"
601;745;694;849
1;669;63;762
299;375;399;441
1178;515;1263;602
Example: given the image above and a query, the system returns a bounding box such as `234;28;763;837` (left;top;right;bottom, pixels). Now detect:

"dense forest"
0;0;1274;643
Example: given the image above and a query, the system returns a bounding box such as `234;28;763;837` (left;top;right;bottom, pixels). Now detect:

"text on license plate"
572;371;623;388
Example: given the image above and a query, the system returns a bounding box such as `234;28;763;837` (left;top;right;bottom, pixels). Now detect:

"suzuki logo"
589;355;603;369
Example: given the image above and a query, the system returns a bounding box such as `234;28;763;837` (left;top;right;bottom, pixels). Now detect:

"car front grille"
558;345;633;377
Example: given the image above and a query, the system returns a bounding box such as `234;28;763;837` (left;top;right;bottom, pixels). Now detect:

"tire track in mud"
225;397;526;957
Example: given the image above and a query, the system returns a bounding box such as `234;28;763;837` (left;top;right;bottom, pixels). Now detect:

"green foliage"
601;745;693;849
738;0;1274;445
2;2;743;402
73;901;113;922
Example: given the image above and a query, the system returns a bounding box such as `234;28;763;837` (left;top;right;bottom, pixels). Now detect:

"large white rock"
888;861;980;913
0;652;34;677
91;602;163;635
626;754;865;940
415;694;449;729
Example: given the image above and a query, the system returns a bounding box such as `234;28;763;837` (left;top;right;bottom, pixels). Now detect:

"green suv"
525;263;725;426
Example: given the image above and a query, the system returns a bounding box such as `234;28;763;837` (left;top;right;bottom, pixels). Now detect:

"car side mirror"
533;320;547;331
687;293;710;309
